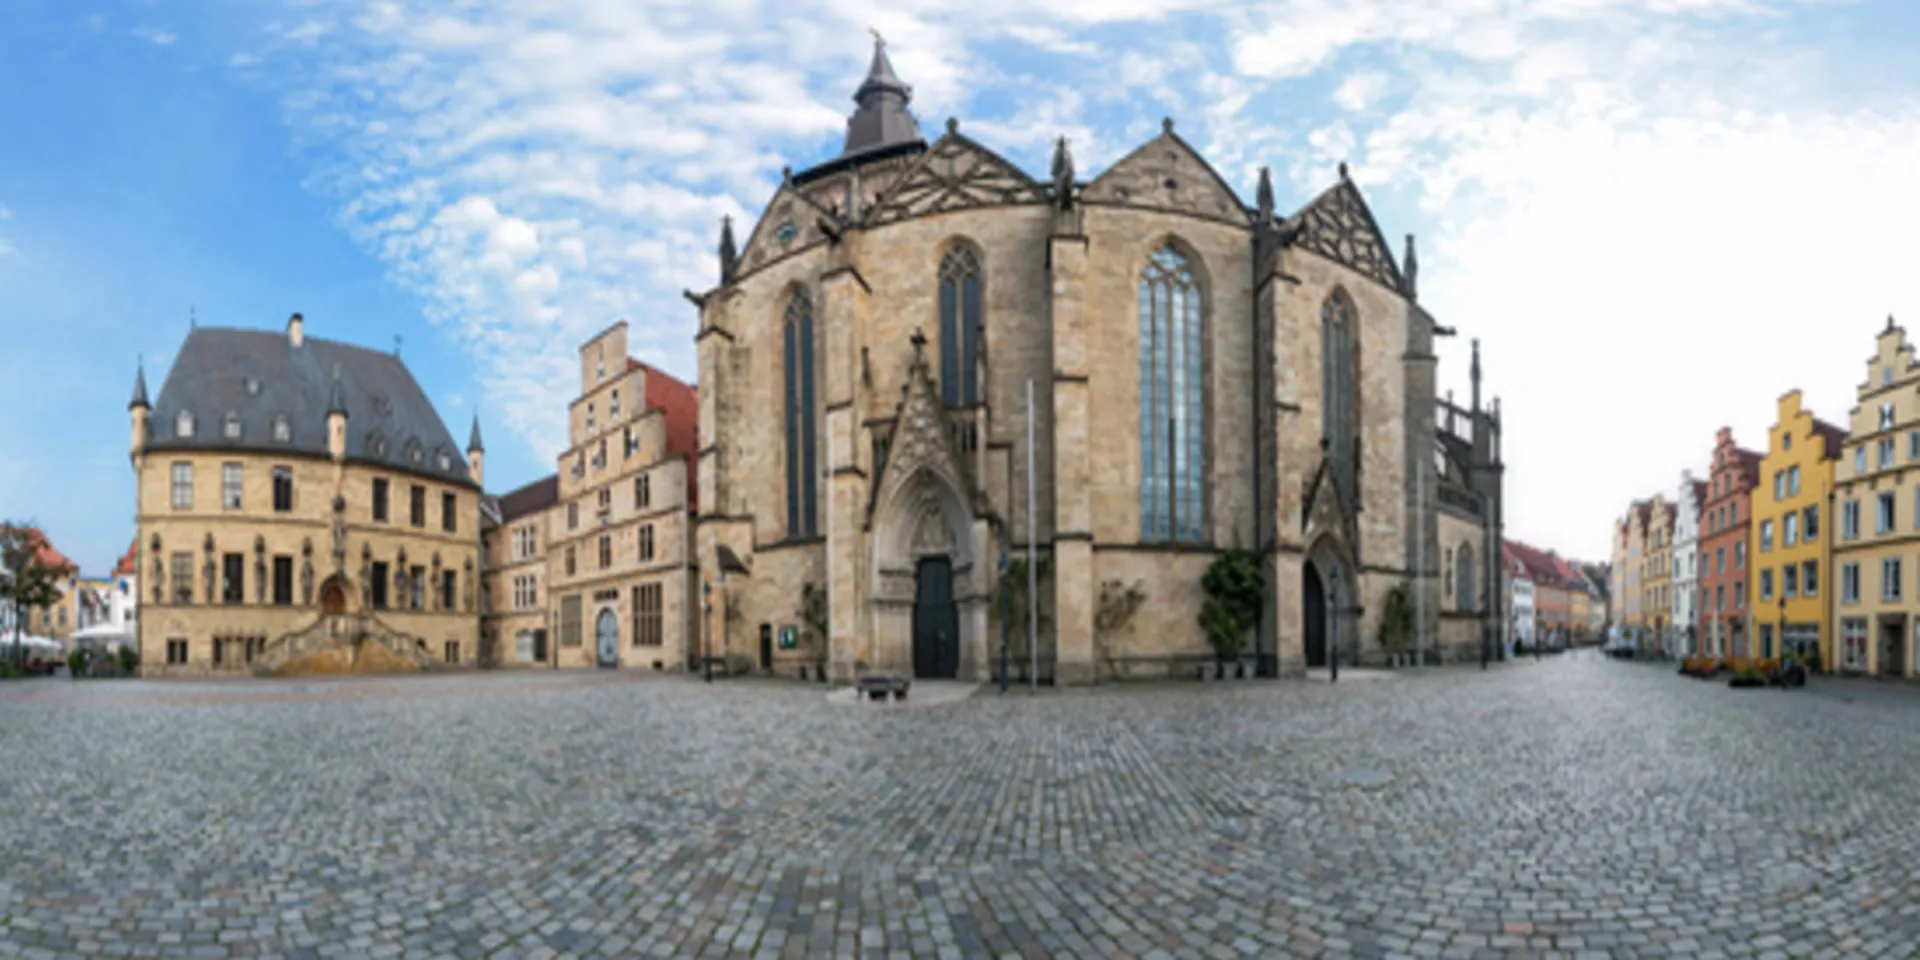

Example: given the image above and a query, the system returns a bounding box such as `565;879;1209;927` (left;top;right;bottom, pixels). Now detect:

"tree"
801;582;829;676
1199;549;1264;664
1377;582;1415;660
999;556;1052;672
0;522;77;668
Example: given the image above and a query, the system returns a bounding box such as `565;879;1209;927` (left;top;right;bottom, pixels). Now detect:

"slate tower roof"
843;37;923;159
147;324;473;486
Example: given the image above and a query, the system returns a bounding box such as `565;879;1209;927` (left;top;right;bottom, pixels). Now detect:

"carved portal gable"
863;133;1044;228
1301;456;1358;556
1287;179;1404;294
870;330;977;521
1080;124;1248;225
737;183;833;275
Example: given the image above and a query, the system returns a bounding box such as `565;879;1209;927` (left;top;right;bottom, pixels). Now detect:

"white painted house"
1502;542;1535;654
1671;471;1706;658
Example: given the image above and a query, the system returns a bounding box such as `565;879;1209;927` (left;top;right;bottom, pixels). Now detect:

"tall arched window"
1138;244;1205;543
1321;292;1357;497
938;247;982;407
1456;542;1476;612
783;289;818;538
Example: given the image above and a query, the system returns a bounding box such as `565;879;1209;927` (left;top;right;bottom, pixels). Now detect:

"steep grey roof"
843;39;922;158
147;326;473;485
129;362;149;410
496;474;558;522
467;414;485;453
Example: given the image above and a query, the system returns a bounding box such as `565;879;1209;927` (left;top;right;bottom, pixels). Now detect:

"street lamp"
1777;594;1786;663
998;550;1010;695
702;581;713;684
1328;567;1341;684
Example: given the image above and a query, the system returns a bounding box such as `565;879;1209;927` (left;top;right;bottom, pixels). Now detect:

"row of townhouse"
1500;540;1606;652
1607;317;1920;678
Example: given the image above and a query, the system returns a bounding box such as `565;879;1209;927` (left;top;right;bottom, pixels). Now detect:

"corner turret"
466;414;485;487
129;358;150;461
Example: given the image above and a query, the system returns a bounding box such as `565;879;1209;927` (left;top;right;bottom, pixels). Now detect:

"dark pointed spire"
1256;166;1274;224
327;363;348;418
1403;233;1419;301
843;32;922;157
129;357;150;410
1050;137;1075;210
1470;338;1483;414
718;215;738;284
467;413;485;454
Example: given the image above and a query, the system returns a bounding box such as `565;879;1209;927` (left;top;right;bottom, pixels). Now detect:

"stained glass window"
1138;245;1205;543
783;290;818;537
938;248;982;407
1322;292;1357;499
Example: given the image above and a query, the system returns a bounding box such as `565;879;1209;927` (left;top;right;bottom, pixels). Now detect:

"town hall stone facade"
692;42;1505;683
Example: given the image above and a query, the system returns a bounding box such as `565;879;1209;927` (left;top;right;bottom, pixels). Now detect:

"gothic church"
691;41;1505;683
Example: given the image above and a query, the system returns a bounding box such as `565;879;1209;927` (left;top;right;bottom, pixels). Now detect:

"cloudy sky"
3;0;1919;575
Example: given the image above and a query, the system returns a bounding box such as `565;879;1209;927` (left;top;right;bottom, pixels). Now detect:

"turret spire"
1470;338;1483;414
718;215;738;284
1256;167;1274;224
842;33;922;157
1050;137;1075;210
129;356;150;410
467;413;485;454
1403;233;1419;301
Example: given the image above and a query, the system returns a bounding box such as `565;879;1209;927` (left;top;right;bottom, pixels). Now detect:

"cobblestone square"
3;656;1918;959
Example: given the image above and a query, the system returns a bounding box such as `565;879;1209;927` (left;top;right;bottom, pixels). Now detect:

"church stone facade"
692;42;1505;684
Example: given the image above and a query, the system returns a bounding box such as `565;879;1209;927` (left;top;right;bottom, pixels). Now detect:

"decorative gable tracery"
863;134;1044;227
1289;179;1403;294
867;330;980;525
737;184;834;276
1080;124;1248;226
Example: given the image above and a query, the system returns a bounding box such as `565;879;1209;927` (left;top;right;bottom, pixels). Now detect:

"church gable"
1288;177;1404;294
868;332;978;523
737;183;834;276
1080;124;1249;226
795;152;921;222
862;132;1045;228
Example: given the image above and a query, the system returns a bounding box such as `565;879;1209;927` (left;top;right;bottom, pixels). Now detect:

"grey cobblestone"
2;658;1917;957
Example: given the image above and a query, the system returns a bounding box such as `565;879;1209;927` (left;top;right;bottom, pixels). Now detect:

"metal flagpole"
1417;447;1426;669
1027;378;1038;692
825;414;834;681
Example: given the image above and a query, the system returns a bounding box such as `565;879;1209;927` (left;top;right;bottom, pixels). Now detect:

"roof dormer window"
436;450;452;472
368;432;388;458
406;440;423;465
272;416;291;442
175;410;195;438
223;412;242;440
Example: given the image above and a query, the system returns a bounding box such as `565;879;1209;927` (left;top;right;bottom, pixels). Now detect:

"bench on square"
857;675;910;702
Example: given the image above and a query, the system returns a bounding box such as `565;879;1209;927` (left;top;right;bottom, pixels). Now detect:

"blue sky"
3;0;1920;575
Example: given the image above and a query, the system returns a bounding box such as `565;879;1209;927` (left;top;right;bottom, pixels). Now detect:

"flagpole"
1027;378;1037;692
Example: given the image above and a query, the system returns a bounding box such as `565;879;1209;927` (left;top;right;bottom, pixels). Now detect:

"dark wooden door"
1303;561;1327;668
912;557;959;679
320;578;347;616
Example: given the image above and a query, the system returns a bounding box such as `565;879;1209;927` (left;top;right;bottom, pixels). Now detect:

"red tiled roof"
112;537;137;576
7;526;75;574
640;362;699;512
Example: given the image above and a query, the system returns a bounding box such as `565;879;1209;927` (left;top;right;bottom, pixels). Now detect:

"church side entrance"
595;609;618;668
912;557;959;679
319;577;347;616
1303;560;1328;668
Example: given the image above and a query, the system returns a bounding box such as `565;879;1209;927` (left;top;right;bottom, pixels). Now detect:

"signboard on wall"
779;625;798;650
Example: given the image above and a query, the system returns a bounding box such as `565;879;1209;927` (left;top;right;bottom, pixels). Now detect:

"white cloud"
230;53;259;68
1332;70;1390;112
133;26;177;47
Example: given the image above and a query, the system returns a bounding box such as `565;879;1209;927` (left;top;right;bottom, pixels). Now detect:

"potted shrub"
1198;550;1263;679
115;645;139;677
66;648;90;679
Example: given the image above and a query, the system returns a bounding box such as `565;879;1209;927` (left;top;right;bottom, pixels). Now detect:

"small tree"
1095;580;1146;635
801;582;829;677
1;522;77;668
1377;582;1415;661
116;645;140;676
999;556;1052;673
1199;550;1264;664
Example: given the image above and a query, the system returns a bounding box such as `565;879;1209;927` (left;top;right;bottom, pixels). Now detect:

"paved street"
3;657;1918;960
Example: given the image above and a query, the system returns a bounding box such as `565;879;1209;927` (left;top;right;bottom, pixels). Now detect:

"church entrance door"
595;609;618;669
319;577;347;616
1303;561;1328;668
912;557;959;679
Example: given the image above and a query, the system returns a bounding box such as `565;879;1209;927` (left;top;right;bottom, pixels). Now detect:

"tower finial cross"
870;26;885;47
909;327;927;364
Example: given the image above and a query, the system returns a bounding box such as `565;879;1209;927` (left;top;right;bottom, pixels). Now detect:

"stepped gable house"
689;39;1506;683
129;313;484;675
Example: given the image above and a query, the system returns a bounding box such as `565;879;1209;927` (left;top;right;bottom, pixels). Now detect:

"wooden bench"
857;675;910;702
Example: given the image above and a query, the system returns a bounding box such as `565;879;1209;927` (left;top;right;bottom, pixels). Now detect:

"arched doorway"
913;556;959;678
1302;560;1327;668
319;577;348;616
595;609;618;668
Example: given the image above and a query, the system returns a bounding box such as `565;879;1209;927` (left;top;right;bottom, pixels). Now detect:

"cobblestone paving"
4;656;1919;959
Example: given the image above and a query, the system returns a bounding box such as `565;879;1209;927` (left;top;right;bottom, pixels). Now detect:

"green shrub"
0;661;21;680
66;648;90;679
115;645;139;675
1199;550;1264;663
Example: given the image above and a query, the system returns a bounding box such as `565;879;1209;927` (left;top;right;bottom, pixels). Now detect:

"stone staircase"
255;613;436;676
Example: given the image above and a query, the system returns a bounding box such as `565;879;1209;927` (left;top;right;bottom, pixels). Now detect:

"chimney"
288;312;305;348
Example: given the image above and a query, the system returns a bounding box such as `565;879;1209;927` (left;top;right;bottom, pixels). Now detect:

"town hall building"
689;40;1506;684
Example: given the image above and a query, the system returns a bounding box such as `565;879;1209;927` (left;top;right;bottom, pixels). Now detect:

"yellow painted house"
1832;319;1920;678
1750;390;1844;665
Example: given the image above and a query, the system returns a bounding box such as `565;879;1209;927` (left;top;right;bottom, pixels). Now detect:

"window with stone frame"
370;561;389;609
171;462;193;509
1139;244;1207;544
1802;560;1818;596
444;641;460;664
561;595;582;646
409;485;426;527
272;466;293;512
1760;519;1773;552
1783;563;1798;597
565;546;576;577
1842;617;1867;669
597;487;611;512
598;534;611;570
1773;471;1785;501
1883;556;1904;601
272;556;293;605
568;502;579;530
1842;562;1860;604
175;410;194;438
441;570;456;611
635;473;651;510
1455;543;1476;612
783;288;819;538
1855;446;1868;474
938;246;982;408
222;553;244;605
1878;492;1896;533
222;463;243;510
410;565;425;610
610;388;620;419
1804;505;1819;540
638;524;654;562
633;582;662;647
372;478;390;522
1788;465;1800;495
170;552;193;603
1880;437;1896;469
1843;500;1860;539
1882;403;1896;430
442;492;458;533
1784;512;1798;547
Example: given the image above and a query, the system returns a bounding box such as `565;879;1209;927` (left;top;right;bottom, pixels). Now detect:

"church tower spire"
843;32;922;158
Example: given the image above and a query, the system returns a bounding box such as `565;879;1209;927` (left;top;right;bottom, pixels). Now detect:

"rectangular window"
1878;492;1896;533
1730;501;1738;523
1773;471;1785;500
1883;557;1903;601
561;595;582;646
171;462;193;509
639;524;654;562
1735;581;1745;608
272;467;294;512
633;582;663;646
598;534;612;570
635;474;651;510
371;561;390;609
410;485;426;527
1715;583;1724;610
170;552;193;603
272;556;293;605
222;463;243;510
410;565;425;610
1803;560;1818;597
1784;513;1798;546
1842;562;1860;604
1804;505;1819;540
166;638;188;665
1782;564;1798;597
373;478;390;522
1844;500;1860;539
222;553;244;605
442;570;457;612
1856;446;1868;473
1759;520;1773;552
1911;430;1920;460
1716;547;1725;574
442;492;458;533
565;547;576;576
444;641;461;664
1759;568;1774;602
598;487;611;512
1788;465;1800;495
1880;437;1895;469
568;502;579;530
1842;618;1868;670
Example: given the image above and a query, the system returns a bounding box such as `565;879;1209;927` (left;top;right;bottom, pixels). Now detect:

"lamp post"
702;581;713;684
998;550;1010;695
1777;594;1786;663
1328;567;1341;684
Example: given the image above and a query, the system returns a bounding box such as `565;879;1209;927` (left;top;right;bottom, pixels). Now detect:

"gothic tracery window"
938;247;982;407
1138;244;1205;543
783;289;819;538
1322;291;1358;498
